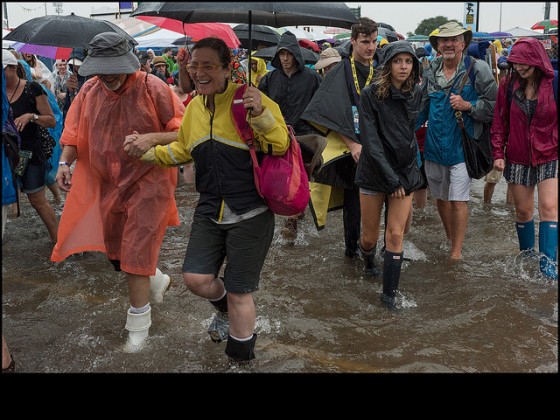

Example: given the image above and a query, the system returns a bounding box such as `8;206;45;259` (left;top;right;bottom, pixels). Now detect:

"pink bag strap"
231;84;262;193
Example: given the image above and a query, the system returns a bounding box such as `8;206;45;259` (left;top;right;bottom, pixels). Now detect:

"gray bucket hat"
79;32;139;77
429;21;472;53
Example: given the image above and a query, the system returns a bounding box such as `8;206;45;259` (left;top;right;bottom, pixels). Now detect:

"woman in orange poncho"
51;32;185;352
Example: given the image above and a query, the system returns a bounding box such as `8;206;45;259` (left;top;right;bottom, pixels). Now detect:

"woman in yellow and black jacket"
140;38;288;364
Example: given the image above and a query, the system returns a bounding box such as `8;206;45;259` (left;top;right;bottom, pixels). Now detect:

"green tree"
414;16;461;36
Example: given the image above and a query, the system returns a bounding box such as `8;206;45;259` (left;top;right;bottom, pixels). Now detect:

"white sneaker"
150;268;171;304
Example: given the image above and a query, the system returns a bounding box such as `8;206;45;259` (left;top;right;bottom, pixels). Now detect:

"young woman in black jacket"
355;41;425;308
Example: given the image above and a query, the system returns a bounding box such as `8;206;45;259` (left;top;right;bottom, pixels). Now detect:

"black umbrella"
131;2;357;82
233;24;281;50
253;45;319;65
378;27;399;43
172;36;194;46
3;13;137;49
131;3;358;28
377;22;396;32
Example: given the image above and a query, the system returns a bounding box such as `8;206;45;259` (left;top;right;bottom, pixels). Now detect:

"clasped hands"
123;131;153;158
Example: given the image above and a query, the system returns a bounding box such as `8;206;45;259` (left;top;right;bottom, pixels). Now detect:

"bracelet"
58;161;70;166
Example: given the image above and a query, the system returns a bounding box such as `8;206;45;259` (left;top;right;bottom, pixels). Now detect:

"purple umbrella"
489;31;513;37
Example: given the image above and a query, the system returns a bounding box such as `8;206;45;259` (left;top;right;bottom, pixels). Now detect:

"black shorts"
182;210;275;294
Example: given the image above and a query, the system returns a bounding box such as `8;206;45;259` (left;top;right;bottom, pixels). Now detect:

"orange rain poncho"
51;71;185;275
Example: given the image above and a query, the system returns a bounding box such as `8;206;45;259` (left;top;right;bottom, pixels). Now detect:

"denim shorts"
182;209;275;294
18;162;46;194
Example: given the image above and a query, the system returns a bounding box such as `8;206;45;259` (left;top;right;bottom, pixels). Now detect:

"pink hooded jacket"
491;37;557;166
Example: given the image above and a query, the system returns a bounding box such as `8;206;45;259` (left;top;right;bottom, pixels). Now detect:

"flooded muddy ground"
1;175;557;373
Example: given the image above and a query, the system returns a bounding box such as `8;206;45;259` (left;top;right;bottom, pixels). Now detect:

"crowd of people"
2;16;557;371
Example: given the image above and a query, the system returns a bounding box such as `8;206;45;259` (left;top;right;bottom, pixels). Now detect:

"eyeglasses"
186;64;223;74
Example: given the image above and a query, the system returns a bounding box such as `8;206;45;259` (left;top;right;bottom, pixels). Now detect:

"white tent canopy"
134;28;181;49
3;29;16;49
504;27;542;37
278;26;316;41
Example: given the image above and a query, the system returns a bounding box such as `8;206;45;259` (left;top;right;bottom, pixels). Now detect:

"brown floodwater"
1;175;557;373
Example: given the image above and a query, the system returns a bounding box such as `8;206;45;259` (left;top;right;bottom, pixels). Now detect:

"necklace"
8;78;21;103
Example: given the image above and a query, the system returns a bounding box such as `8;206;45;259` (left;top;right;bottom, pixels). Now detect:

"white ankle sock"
229;334;253;342
129;303;151;314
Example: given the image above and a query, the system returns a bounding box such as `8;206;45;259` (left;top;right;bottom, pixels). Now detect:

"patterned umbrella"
12;42;73;60
531;19;558;32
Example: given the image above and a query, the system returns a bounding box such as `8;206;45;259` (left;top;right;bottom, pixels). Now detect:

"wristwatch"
31;113;39;122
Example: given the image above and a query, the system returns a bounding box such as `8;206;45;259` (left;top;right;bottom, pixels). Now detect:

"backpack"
231;85;310;216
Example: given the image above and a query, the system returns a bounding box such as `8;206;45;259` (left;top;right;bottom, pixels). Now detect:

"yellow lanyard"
350;56;373;95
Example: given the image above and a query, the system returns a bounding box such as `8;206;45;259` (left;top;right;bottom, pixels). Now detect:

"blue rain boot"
515;220;535;252
538;221;558;280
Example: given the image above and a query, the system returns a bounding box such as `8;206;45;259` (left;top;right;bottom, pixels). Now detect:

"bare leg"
436;199;452;240
506;183;514;205
537;178;558;222
404;200;413;235
413;188;427;209
2;335;12;370
26;189;58;243
509;183;535;222
449;201;469;259
227;292;256;339
483;182;496;203
183;273;225;300
126;273;150;308
359;192;384;251
385;195;414;252
47;182;62;205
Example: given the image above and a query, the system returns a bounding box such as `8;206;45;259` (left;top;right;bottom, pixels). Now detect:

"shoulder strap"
457;57;476;96
231;84;252;142
464;55;477;88
231;84;261;171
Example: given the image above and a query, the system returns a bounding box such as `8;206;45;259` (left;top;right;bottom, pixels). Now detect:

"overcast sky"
3;2;557;36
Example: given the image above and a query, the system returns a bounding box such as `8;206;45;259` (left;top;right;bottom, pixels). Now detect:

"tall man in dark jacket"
258;31;322;238
302;17;381;263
